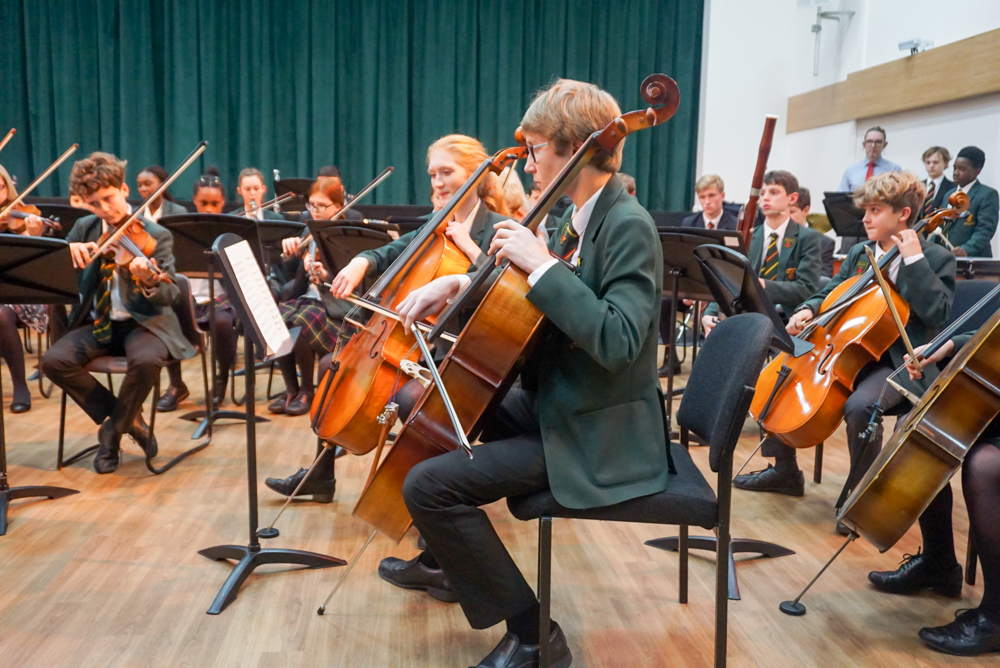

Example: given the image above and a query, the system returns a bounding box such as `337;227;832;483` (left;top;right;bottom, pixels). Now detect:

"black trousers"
763;361;904;494
402;388;546;630
41;321;170;433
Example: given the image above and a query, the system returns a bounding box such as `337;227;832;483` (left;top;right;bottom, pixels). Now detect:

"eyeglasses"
527;142;549;162
863;139;885;146
306;201;337;214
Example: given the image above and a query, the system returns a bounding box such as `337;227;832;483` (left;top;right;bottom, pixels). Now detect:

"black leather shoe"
285;390;313;416
94;420;121;474
267;390;294;415
126;414;158;459
836;521;852;537
868;550;963;597
378;554;458;603
471;622;572;668
657;361;683;377
264;467;336;503
733;464;804;496
9;400;30;414
919;608;1000;656
155;385;189;412
211;374;228;408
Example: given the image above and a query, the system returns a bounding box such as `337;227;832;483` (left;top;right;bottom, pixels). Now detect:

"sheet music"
221;240;293;357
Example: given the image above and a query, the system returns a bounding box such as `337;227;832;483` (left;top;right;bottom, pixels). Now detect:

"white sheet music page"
221;240;293;357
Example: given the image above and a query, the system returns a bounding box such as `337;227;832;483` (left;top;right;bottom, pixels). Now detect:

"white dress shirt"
142;201;163;224
926;175;944;195
873;241;924;282
101;215;134;321
527;186;604;286
958;179;978;195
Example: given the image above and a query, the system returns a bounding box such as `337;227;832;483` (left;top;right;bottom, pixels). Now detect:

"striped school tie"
760;232;779;281
92;259;115;345
922;180;936;218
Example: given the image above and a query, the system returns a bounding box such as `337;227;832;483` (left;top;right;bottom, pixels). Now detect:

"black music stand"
160;214;269;440
198;233;344;614
255;219;307;279
823;192;865;252
31;204;92;240
658;229;746;436
0;236;80;536
274;178;315;215
308;220;399;296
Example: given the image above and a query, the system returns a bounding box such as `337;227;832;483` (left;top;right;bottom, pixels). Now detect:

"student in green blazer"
735;172;955;521
136;165;188;222
40;153;194;474
234;167;285;220
938;146;999;258
702;171;824;335
373;80;667;668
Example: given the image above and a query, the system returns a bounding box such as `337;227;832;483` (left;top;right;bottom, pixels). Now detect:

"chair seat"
507;442;717;530
84;356;129;375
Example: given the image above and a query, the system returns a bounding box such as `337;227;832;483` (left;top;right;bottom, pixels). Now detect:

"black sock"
166;359;185;389
506;603;552;645
774;455;800;475
417;549;440;570
917;485;959;568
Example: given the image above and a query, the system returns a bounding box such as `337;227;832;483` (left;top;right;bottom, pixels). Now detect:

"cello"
309;144;528;456
350;74;680;542
750;191;969;449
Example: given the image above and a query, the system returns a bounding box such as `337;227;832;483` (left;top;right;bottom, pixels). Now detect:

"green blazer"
800;238;955;394
705;221;823;317
65;214;196;361
939;181;999;257
524;177;668;509
357;204;507;276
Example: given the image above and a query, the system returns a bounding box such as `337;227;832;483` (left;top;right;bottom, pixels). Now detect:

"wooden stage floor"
0;348;982;667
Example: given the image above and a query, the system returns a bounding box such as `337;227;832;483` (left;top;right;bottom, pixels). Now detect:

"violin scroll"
640;73;680;122
947;190;970;213
921;190;972;236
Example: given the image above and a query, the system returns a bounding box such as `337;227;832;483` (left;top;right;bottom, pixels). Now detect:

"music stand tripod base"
0;480;79;537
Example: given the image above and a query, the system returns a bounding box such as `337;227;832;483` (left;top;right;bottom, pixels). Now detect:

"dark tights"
166;309;238;388
277;336;318;395
0;306;29;406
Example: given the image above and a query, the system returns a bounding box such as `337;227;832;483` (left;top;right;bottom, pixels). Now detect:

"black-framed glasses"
527;141;549;162
306;201;337;214
863;139;885;146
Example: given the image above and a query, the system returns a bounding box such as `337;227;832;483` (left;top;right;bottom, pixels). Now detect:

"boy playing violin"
735;172;955;522
41;152;193;474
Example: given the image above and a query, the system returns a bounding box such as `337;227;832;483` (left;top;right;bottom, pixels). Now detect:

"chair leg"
714;525;730;668
37;330;52;399
57;391;67;469
679;525;689;604
538;517;552;668
966;533;978;586
813;442;824;484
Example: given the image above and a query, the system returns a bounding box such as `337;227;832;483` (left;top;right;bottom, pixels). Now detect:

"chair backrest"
676;313;772;472
946;279;999;332
171;274;203;352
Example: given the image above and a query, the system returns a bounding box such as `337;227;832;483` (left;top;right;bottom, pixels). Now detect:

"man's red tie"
707;220;715;230
865;161;875;181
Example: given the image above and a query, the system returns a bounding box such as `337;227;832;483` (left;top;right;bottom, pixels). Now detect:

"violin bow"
0;143;79;222
737;115;778;250
0;128;16;156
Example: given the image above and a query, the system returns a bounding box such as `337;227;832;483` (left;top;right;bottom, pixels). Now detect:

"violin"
0;203;61;234
350;74;681;542
0;143;78;232
750;191;970;449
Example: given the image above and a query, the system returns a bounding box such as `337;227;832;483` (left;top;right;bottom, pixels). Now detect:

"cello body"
751;273;910;449
839;305;1000;552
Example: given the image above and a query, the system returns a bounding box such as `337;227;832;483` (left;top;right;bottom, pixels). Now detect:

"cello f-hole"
817;343;835;375
369;321;387;359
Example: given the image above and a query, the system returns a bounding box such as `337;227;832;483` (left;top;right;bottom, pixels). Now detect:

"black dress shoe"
285;390;313;416
868;550;963;597
919;608;1000;656
126;414;158;459
267;390;294;415
211;374;228;408
471;622;572;668
657;361;683;377
94;420;121;474
733;464;804;496
155;385;189;412
9;400;30;414
378;554;458;603
264;467;336;503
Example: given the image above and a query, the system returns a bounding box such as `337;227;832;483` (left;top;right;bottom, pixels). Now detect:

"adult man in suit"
702;171;824;335
656;174;738;375
41;153;194;474
922;146;955;216
939;146;999;258
371;79;667;668
789;187;835;278
839;126;902;193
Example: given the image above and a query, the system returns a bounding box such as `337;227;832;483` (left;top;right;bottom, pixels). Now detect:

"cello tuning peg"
645;108;657;126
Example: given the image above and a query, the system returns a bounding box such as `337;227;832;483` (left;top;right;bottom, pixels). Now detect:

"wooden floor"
0;345;983;668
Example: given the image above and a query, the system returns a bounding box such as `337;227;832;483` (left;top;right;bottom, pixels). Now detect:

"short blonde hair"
695;174;724;194
70;152;127;199
520;78;623;173
427;134;508;216
0;164;18;205
853;171;926;226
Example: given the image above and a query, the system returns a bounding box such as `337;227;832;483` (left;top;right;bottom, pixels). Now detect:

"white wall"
698;0;1000;225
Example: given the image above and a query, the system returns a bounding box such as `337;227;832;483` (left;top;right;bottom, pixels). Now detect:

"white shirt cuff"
903;253;924;266
527;258;559;287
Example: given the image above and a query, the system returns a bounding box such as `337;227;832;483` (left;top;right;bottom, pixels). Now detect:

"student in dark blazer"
736;172;955;519
789;187;835;278
372;80;668;668
921;146;955;216
938;146;999;257
41;153;194;474
702;172;824;333
136;165;188;222
235;167;285;220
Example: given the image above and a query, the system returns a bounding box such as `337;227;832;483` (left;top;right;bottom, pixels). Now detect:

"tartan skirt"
278;297;339;355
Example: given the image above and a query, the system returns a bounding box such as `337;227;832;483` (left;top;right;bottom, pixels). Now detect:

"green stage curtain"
0;0;703;210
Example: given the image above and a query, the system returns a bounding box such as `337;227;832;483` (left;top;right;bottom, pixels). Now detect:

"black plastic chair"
57;275;211;474
507;313;774;668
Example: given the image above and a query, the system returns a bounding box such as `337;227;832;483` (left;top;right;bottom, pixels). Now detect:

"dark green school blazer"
65;214;196;361
356;204;507;276
524;177;668;509
938;181;1000;257
799;238;955;394
705;220;824;317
